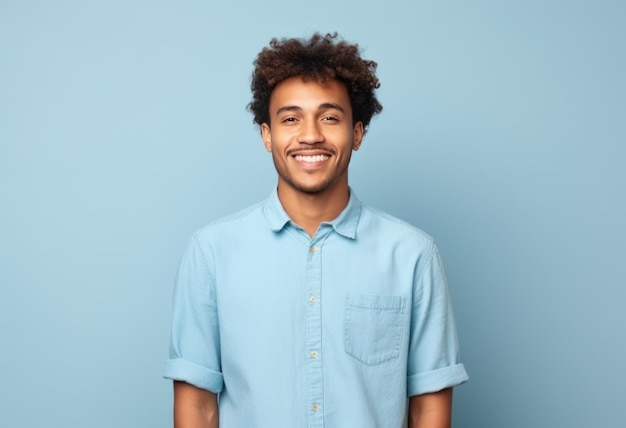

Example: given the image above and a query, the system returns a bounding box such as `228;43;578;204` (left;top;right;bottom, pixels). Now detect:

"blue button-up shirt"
164;189;468;427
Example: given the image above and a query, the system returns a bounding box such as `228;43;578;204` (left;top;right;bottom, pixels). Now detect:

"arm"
408;387;453;428
173;381;218;428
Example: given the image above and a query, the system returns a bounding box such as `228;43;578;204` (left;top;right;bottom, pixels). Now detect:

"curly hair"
248;32;382;132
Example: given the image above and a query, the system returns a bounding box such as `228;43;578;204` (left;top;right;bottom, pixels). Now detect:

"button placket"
305;231;329;427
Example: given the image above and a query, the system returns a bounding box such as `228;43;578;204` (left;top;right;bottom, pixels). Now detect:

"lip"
288;148;334;156
289;149;333;168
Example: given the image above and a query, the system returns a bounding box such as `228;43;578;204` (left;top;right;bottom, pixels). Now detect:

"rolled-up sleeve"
163;234;224;393
407;243;468;396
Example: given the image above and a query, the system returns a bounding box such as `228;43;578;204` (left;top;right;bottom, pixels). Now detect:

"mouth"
293;154;330;163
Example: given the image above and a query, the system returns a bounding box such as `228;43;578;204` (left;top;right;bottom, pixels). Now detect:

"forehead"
269;76;352;113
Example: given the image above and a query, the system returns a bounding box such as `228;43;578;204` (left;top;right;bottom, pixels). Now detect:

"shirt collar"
262;187;362;240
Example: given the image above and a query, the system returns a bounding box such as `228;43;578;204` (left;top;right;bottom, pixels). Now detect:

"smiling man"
164;33;468;428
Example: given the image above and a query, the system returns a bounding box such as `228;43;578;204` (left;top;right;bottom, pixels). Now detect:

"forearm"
173;381;219;428
408;388;453;428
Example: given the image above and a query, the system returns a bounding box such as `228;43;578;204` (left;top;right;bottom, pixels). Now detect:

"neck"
277;180;350;237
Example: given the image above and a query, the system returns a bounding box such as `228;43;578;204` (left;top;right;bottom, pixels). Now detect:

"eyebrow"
275;103;346;116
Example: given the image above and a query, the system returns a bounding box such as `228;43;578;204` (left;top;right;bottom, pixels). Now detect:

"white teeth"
294;154;329;163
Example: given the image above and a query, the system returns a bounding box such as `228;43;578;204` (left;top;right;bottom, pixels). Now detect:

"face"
261;76;364;196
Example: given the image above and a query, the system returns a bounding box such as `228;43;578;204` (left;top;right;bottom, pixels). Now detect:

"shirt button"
312;404;319;412
310;245;317;253
310;351;318;358
309;295;317;303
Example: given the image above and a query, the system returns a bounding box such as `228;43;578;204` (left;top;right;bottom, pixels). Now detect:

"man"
164;33;468;428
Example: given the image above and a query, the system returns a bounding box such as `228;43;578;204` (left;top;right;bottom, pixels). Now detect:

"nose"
297;119;324;145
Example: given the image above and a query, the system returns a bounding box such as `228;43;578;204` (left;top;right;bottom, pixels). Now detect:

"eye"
281;116;298;124
321;116;339;122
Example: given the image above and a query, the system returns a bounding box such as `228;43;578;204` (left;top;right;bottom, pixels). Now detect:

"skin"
261;76;363;237
173;381;218;428
173;76;454;427
409;388;453;428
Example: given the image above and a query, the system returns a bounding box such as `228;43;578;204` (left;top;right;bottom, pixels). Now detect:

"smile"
294;154;330;163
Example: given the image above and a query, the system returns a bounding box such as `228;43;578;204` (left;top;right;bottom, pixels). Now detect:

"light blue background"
1;1;624;427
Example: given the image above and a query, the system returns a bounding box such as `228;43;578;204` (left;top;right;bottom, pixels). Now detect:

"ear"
352;121;364;151
261;123;272;152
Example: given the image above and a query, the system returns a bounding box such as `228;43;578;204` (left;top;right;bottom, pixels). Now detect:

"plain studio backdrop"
1;1;624;427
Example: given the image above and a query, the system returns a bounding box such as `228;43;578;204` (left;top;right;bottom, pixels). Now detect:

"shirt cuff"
407;363;469;396
163;358;224;394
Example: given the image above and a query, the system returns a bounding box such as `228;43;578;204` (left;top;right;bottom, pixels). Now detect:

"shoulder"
354;203;441;279
359;203;434;245
193;200;266;244
356;203;437;263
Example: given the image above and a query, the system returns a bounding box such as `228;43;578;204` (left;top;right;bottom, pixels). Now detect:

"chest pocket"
344;295;406;366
